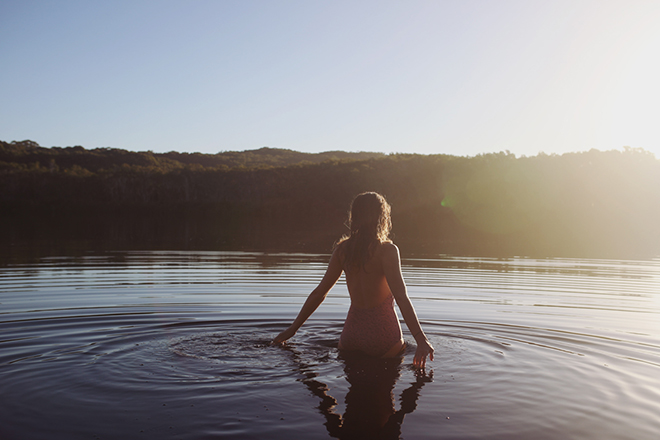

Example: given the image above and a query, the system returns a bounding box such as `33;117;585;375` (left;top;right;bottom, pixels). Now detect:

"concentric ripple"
0;251;659;440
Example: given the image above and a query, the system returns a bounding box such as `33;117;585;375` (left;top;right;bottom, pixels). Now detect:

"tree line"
1;140;659;258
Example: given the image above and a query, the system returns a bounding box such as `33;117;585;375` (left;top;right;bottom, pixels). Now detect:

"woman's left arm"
272;249;343;345
383;243;434;369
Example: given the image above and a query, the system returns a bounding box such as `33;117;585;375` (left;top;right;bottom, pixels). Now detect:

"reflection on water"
0;251;659;439
282;342;432;440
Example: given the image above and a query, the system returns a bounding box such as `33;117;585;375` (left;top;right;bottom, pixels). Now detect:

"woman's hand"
413;339;434;370
271;326;296;346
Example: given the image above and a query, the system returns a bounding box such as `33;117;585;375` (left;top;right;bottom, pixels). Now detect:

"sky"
1;0;659;158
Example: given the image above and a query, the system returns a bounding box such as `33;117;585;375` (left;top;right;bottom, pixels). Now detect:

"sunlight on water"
0;251;659;439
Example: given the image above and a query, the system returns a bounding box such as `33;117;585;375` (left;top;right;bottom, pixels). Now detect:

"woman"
272;192;434;369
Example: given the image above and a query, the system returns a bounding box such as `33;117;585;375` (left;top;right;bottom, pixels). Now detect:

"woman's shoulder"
331;239;348;262
333;238;348;253
375;240;399;258
376;242;401;273
378;239;397;249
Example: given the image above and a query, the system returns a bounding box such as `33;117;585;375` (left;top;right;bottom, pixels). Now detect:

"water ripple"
0;251;659;440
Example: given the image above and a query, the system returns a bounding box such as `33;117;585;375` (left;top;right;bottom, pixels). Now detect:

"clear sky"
1;0;659;157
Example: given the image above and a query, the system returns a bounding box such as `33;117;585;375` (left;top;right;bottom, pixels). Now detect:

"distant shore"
2;140;659;259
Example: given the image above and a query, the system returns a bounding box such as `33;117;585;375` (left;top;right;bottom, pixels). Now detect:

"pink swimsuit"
339;295;403;357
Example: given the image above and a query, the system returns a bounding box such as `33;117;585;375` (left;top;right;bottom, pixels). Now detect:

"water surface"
1;251;659;439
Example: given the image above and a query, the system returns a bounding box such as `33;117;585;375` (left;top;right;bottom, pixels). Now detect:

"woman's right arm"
272;248;343;345
382;243;434;369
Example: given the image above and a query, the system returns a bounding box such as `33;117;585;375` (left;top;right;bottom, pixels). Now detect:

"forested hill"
1;140;659;259
0;140;384;172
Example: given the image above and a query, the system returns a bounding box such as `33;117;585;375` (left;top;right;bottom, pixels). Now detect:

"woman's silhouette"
273;192;434;367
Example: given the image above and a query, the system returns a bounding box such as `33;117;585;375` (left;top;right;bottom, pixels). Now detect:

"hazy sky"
2;0;659;157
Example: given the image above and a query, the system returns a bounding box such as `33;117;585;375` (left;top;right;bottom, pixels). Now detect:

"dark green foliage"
0;140;384;173
1;140;658;258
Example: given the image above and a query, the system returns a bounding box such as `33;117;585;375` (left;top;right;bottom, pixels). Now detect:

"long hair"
336;192;392;271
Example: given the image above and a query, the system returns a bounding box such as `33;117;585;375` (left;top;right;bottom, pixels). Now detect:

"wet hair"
336;192;392;270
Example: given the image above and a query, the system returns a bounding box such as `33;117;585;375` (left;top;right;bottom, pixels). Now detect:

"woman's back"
340;241;394;309
273;191;433;367
338;241;405;357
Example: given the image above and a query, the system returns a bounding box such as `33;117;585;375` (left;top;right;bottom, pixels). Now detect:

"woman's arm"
382;243;434;369
272;248;344;345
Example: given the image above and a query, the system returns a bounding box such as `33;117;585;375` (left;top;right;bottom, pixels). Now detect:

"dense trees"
0;140;384;172
1;140;658;258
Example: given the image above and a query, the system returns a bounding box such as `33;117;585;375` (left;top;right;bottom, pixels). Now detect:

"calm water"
1;251;659;440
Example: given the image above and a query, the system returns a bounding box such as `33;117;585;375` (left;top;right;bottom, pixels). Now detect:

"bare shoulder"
379;241;400;262
380;241;399;254
331;241;347;264
333;240;347;256
379;242;403;281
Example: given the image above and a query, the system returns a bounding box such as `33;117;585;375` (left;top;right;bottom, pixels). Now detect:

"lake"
1;251;659;439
